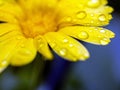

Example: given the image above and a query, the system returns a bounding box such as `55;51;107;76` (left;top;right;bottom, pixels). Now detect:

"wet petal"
59;26;115;45
44;32;89;61
10;38;37;66
58;0;113;27
0;23;22;72
34;35;53;59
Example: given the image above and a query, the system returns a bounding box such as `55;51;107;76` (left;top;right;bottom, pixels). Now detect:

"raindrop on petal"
1;60;8;66
78;31;89;39
100;38;110;45
59;48;67;56
76;11;87;19
98;14;106;22
63;39;68;43
69;43;74;47
66;17;72;22
100;29;106;33
87;0;100;8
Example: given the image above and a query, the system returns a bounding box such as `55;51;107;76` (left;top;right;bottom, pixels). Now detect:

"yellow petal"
10;38;37;66
58;0;113;27
34;35;53;59
44;32;89;61
59;26;115;45
0;23;22;72
0;0;24;19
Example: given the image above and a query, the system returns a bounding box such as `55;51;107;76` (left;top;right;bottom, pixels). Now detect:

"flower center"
20;11;58;38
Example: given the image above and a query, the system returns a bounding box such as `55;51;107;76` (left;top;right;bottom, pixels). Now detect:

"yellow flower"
0;0;115;72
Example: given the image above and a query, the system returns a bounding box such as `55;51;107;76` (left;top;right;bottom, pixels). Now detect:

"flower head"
0;0;115;72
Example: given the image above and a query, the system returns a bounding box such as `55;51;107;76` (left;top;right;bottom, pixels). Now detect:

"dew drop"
98;14;106;22
69;43;74;47
59;48;66;56
100;38;110;45
66;17;72;22
16;37;21;40
76;11;87;19
63;39;68;43
87;0;100;8
1;60;8;66
50;42;56;48
78;31;89;39
100;29;106;33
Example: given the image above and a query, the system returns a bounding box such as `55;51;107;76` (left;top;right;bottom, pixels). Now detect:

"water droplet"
100;29;106;33
78;31;89;39
69;43;74;47
39;43;44;48
59;48;66;56
66;17;72;22
98;14;106;22
1;60;7;66
50;42;56;48
76;11;87;19
63;39;68;43
100;38;110;45
87;0;100;8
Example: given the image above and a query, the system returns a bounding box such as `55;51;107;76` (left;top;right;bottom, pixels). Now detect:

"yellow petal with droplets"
10;38;37;66
0;23;23;72
58;0;113;27
34;35;53;59
44;32;89;61
59;26;115;45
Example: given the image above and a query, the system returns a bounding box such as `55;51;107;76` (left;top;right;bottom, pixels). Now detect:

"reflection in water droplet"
59;48;66;56
100;29;106;33
76;11;87;19
100;38;110;45
98;14;106;22
69;43;74;47
78;31;89;39
63;39;68;43
87;0;100;8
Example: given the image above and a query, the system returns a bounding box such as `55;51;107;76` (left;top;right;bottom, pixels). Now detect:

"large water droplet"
100;38;110;45
78;31;89;39
87;0;100;8
98;14;106;22
76;11;87;19
59;48;67;56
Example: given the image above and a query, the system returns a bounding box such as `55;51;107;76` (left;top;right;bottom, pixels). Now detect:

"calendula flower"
0;0;114;72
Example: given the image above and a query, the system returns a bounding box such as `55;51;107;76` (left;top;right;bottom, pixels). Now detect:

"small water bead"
100;38;110;45
100;29;106;33
50;42;56;48
98;14;106;22
69;43;74;47
63;39;68;43
1;60;8;66
78;31;89;39
59;48;67;56
76;11;87;19
66;17;72;22
87;0;101;8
